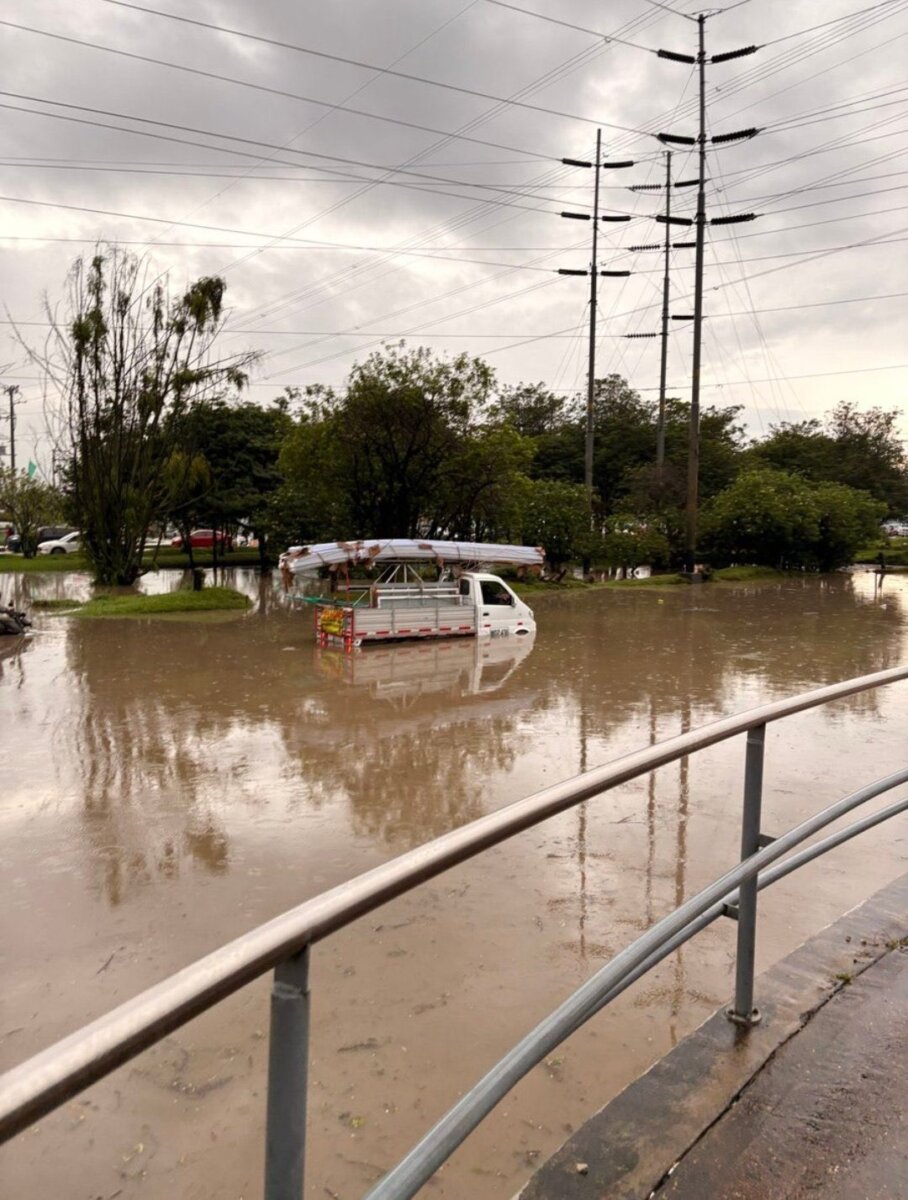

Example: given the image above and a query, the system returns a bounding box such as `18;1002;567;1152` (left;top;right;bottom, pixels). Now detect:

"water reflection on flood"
1;568;906;1200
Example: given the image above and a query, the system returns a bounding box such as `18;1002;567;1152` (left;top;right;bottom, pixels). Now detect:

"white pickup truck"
314;572;536;649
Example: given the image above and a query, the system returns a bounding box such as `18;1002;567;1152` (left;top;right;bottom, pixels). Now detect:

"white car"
37;531;82;556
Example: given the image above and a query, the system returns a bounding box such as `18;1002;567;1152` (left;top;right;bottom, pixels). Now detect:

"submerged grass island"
45;587;251;618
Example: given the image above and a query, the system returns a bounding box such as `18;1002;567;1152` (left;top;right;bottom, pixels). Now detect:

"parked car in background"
7;525;77;553
170;529;234;551
882;520;908;537
37;531;82;556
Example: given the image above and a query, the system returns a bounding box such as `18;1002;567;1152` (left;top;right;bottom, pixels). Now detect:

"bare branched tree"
18;248;257;584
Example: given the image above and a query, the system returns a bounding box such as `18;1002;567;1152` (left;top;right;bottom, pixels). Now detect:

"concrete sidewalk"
520;873;908;1200
660;942;907;1199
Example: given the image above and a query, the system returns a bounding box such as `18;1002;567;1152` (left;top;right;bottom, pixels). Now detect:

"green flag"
27;461;37;479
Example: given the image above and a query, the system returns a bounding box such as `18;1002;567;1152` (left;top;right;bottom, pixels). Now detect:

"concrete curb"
518;871;908;1200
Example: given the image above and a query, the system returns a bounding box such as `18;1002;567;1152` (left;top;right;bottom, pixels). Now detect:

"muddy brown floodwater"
1;568;906;1200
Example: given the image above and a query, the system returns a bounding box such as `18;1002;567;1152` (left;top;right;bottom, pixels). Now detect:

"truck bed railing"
1;665;906;1200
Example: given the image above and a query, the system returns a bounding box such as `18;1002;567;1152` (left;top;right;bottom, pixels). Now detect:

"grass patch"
142;548;263;569
602;572;687;588
67;586;250;618
0;548;263;574
0;553;91;573
854;538;907;565
512;572;687;596
511;576;588;594
31;597;83;609
713;565;787;582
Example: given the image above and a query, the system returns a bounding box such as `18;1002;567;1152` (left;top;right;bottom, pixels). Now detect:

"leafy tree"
750;403;908;516
748;417;836;478
158;450;211;569
591;375;659;510
269;414;349;547
701;467;884;570
488;383;575;439
275;344;503;542
334;344;494;536
22;250;256;584
430;424;534;540
828;402;907;514
517;478;590;568
176;399;291;565
0;471;65;557
602;514;671;572
811;480;887;572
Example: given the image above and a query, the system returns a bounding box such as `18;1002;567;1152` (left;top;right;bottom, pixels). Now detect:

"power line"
0;235;577;251
0;100;573;217
638;362;908;388
97;0;646;133
764;0;904;47
0;92;571;209
0;18;553;164
0;193;567;269
482;1;657;52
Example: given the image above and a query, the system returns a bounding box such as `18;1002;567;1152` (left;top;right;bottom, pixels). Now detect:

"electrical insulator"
710;213;757;225
658;49;696;64
711;128;760;144
711;45;758;64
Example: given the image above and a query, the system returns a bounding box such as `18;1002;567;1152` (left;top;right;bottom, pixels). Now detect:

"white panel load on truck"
279;538;545;576
279;540;542;650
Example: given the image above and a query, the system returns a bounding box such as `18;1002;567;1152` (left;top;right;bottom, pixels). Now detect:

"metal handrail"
1;664;907;1194
364;768;908;1200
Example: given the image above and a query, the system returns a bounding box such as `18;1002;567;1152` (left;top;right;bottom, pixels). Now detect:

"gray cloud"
1;0;906;472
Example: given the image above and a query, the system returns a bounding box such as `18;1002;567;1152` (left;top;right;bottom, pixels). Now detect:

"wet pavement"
1;568;906;1199
659;940;908;1199
519;872;908;1200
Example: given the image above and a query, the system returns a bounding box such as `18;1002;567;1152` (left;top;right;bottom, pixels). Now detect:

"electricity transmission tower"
658;15;760;571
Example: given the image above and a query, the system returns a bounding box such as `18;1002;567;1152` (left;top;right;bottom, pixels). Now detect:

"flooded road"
1;569;906;1200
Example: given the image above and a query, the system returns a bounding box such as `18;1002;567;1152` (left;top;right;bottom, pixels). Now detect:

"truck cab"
459;573;535;637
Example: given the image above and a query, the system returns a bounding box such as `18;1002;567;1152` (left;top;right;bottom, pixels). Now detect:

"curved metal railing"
1;664;906;1200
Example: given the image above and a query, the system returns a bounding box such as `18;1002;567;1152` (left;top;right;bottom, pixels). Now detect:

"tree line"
3;253;905;584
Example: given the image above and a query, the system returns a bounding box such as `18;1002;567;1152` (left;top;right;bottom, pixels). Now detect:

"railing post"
264;946;310;1200
727;723;765;1026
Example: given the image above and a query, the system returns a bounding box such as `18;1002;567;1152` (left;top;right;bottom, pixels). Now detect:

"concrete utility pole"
657;150;672;472
4;385;20;474
657;19;759;572
687;13;708;575
585;127;602;501
625;160;696;480
558;136;634;516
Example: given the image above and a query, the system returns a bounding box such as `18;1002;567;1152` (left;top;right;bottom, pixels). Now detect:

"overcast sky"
1;0;907;474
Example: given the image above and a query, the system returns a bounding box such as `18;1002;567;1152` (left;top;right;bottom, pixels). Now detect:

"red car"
171;529;234;551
